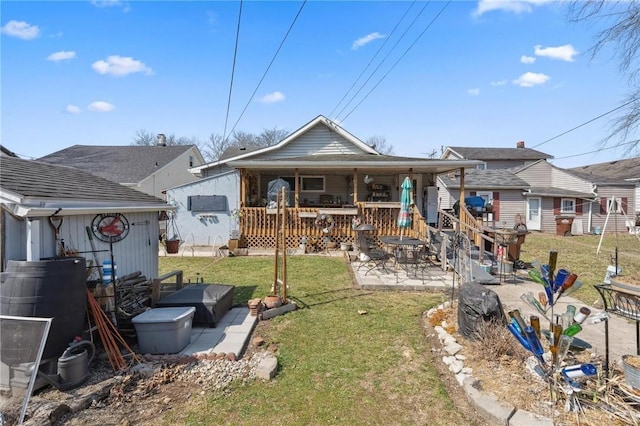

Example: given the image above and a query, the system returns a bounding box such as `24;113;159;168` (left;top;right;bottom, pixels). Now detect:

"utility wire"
531;96;639;149
334;1;432;123
226;0;307;139
552;139;639;160
340;0;451;123
222;0;244;142
328;1;417;119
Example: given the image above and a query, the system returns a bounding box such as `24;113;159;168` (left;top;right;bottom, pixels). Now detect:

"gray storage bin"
132;306;195;354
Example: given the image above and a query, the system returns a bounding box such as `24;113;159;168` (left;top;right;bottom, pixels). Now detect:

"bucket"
340;242;352;251
594;226;602;235
480;263;492;274
102;259;117;285
0;258;87;362
499;260;513;274
165;239;180;254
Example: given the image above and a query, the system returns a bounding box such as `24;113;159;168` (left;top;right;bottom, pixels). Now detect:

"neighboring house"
0;145;18;157
441;141;553;170
170;115;480;250
38;142;205;200
570;157;640;222
439;158;636;235
0;156;171;279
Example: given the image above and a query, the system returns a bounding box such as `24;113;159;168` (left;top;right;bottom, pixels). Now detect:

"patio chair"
357;236;391;275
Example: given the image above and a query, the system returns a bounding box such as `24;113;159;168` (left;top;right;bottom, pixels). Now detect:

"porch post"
294;168;300;208
239;168;247;208
459;167;465;208
353;169;358;204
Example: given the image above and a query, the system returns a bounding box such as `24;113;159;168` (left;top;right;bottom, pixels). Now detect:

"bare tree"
202;133;232;162
569;1;640;155
366;135;394;155
132;130;200;147
132;129;156;146
254;127;288;147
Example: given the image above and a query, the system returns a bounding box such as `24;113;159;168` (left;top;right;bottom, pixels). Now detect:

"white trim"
561;198;576;214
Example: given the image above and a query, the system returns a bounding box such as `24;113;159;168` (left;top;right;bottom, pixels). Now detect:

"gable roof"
569;157;640;181
0;156;169;217
190;115;378;173
438;169;530;189
443;146;553;161
38;144;200;184
517;159;635;186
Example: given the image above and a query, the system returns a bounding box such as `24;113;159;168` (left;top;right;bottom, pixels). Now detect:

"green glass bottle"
562;323;582;337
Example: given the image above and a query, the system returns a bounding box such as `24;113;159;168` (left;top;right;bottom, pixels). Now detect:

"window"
476;162;487;171
300;176;325;192
475;191;493;205
188;195;227;212
561;198;575;214
189;155;194;167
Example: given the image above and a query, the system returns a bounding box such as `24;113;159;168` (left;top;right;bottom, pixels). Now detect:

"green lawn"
159;256;476;426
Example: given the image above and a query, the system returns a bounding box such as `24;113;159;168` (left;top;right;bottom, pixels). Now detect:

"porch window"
300;176;325;192
476;162;487;170
561;198;575;214
188;195;227;212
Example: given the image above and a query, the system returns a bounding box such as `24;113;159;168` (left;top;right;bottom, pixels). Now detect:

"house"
570;157;640;224
441;141;553;170
0;155;171;279
37;140;205;200
170;115;481;250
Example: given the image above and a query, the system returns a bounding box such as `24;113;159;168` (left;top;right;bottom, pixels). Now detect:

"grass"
159;255;475;426
515;232;640;305
155;233;640;425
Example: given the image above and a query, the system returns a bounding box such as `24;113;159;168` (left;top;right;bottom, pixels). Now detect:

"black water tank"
1;257;87;362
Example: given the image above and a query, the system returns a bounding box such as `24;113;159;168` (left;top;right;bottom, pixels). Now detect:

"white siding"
551;168;593;193
3;212;160;279
254;125;367;159
635;184;640;214
590;185;636;233
166;172;240;247
138;147;203;199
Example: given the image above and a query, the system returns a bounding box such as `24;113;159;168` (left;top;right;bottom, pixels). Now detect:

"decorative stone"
256;354;278;380
442;356;456;366
449;360;464;374
455;354;467;361
252;336;266;347
444;342;463;355
461;367;473;375
455;372;469;386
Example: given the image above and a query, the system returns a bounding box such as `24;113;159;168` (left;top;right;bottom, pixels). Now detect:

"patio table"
379;236;428;282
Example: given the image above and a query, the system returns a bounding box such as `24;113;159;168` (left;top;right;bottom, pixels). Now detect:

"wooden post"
294;168;300;208
239;169;247;208
353;169;358;204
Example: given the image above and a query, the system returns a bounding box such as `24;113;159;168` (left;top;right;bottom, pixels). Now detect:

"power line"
328;1;417;119
226;0;307;139
222;0;244;142
340;1;452;123
551;139;639;160
531;96;639;149
334;1;433;123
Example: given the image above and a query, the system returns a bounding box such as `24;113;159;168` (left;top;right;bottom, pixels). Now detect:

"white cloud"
92;0;130;12
534;44;578;62
1;20;40;40
473;0;553;17
259;91;285;104
351;32;385;50
513;72;550;87
490;80;508;86
66;105;81;114
467;88;481;96
92;55;153;76
88;101;115;112
520;55;536;64
47;51;76;62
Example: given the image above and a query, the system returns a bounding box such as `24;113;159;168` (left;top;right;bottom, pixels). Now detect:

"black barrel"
1;257;87;362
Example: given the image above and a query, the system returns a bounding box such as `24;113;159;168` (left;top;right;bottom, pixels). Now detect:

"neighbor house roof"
228;153;482;174
569;157;640;181
38;144;200;184
190;115;379;173
443;146;553;161
523;187;596;199
0;156;169;217
438;169;530;189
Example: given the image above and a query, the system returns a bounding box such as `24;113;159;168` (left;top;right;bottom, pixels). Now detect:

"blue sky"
1;0;636;168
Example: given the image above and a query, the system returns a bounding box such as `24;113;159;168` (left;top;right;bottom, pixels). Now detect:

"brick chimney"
516;141;525;149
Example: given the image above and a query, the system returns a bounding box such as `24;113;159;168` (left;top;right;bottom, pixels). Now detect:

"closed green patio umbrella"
398;177;413;239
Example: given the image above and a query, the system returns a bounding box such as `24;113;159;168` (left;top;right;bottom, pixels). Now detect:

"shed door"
526;197;541;231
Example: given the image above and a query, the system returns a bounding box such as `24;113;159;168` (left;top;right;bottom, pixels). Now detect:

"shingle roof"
569;157;640;181
438;169;530;189
38;145;195;183
446;146;553;161
0;156;166;204
526;187;595;199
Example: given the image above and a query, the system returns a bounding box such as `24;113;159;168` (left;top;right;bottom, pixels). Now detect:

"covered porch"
230;154;482;252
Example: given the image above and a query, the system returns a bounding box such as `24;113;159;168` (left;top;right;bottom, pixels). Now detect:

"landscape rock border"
426;302;553;426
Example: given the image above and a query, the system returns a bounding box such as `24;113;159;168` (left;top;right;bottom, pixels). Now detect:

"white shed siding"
254;125;366;160
4;212;160;279
137;147;203;199
590;185;636;232
166;172;240;247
